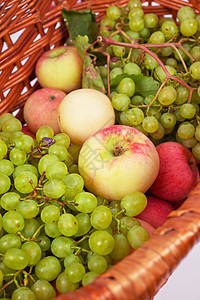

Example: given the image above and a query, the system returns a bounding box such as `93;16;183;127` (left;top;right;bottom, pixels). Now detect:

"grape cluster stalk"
0;112;150;299
86;1;200;159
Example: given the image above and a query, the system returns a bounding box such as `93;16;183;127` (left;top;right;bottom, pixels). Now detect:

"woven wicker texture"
1;0;200;299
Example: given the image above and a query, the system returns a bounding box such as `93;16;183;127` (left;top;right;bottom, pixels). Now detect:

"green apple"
35;46;83;93
78;125;160;201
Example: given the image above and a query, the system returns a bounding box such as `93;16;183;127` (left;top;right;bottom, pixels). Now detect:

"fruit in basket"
136;219;156;236
78;125;160;201
58;88;115;144
149;142;199;202
136;195;174;228
23;88;66;134
21;124;36;139
35;46;83;93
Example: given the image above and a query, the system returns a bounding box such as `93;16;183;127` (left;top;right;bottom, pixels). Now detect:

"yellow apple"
58;89;115;145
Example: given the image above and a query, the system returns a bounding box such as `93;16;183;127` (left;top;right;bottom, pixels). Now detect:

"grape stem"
96;36;195;104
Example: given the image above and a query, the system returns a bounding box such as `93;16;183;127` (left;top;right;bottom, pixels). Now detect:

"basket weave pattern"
1;0;200;299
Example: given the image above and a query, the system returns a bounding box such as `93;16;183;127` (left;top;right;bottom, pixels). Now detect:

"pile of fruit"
0;0;199;299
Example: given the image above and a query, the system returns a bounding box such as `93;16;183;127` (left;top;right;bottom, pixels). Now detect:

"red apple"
78;125;160;201
23;88;66;134
35;46;83;93
149;142;199;202
21;124;36;139
136;195;174;228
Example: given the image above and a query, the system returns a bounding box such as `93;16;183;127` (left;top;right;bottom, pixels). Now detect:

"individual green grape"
63;151;74;168
175;86;190;105
74;213;91;237
144;53;159;70
179;103;196;119
161;20;179;39
118;78;135;97
82;271;98;286
65;262;86;283
109;57;123;69
190;61;200;80
123;29;140;42
160;113;177;128
14;171;38;194
21;241;42;266
0;233;21;254
16;199;39;219
51;236;75;258
43;179;66;199
129;16;144;31
2;210;24;234
127;225;150;249
166;58;178;69
192;142;200;159
139;27;150;39
124;62;141;75
36;126;54;143
177;122;195;139
41;205;60;224
31;279;56;300
0;192;20;211
64;254;80;268
161;46;173;56
68;144;82;164
13;163;38;180
88;254;107;274
74;192;98;213
196;14;200;31
106;5;121;21
125;108;144;126
58;213;78;237
0;174;11;194
14;134;34;154
131;95;144;105
111;93;131;111
35;256;61;281
54;132;71;149
0;159;14;176
11;286;36;300
1;117;22;133
110;233;130;261
0;113;14;130
120;216;141;235
120;191;147;217
0;139;8;160
90;205;112;230
190;46;200;61
109;67;123;81
195;124;200;142
8;131;24;144
112;45;126;57
147;107;161;121
100;17;116;30
68;164;79;174
158;86;177;105
154;65;176;82
132;48;143;62
142;116;159;133
148;31;165;43
177;6;195;23
62;173;84;200
44;222;61;238
181;137;197;148
46;161;68;180
4;247;29;270
48;143;68;161
180;18;198;36
88;230;115;255
128;7;144;19
150;122;165;140
9;148;27;166
56;272;78;294
143;13;158;28
36;235;51;252
0;131;13;144
38;154;59;175
128;0;142;9
22;219;40;239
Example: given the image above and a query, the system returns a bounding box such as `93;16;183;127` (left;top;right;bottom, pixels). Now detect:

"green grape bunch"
0;112;151;298
91;1;200;159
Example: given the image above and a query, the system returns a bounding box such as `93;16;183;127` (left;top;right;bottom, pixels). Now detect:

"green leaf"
62;9;99;43
110;73;160;97
82;55;106;93
73;35;91;61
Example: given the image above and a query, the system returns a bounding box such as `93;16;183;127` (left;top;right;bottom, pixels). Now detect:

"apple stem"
113;146;123;156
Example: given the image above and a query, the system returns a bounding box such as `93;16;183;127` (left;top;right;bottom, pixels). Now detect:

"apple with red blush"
23;87;66;135
149;142;199;202
21;124;36;139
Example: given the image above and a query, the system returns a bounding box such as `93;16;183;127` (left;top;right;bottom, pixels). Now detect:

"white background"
154;242;200;299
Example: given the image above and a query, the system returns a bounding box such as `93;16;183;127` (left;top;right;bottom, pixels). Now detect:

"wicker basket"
1;0;200;299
